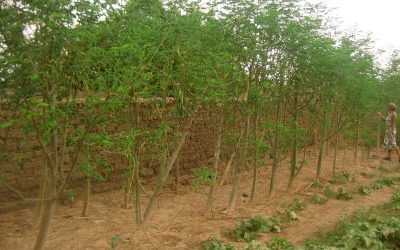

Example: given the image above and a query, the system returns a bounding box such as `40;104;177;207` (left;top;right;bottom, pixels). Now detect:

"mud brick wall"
0;100;220;207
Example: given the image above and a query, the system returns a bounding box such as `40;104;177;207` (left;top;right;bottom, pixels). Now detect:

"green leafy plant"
64;189;76;203
283;199;306;221
233;216;281;242
243;241;269;250
329;171;354;185
323;187;336;198
358;186;371;196
336;187;352;201
266;237;295;250
373;176;397;190
191;165;215;188
311;194;328;205
288;199;307;212
201;238;237;250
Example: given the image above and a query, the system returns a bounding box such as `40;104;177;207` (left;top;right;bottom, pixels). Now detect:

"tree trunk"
134;156;142;224
205;116;223;216
316;112;327;179
353;118;360;165
342;138;347;170
34;174;56;250
219;151;236;186
174;157;180;192
34;156;47;226
81;178;90;217
332;130;339;176
143;116;195;223
269;157;279;196
227;116;250;212
288;93;298;189
250;102;259;203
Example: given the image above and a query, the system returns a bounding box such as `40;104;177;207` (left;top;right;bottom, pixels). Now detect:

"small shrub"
282;199;306;221
336;187;352;200
233;216;282;242
329;171;354;185
358;186;371;196
201;238;237;250
372;181;384;190
311;194;328;204
323;187;336;198
243;241;268;250
266;237;295;250
390;189;400;210
284;209;298;221
287;199;306;212
373;176;397;189
191;165;215;187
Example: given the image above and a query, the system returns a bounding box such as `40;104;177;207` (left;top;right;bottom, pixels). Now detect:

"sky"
308;0;400;66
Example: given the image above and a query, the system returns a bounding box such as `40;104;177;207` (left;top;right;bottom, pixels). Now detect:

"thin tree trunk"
353;118;360;165
288;93;298;189
219;151;236;186
174;157;180;192
342;138;347;170
134;156;142;224
316;112;327;179
205;116;223;216
227;116;250;212
34;90;58;250
143;115;195;222
250;102;259;203
81;178;90;217
377;122;381;157
34;194;56;250
34;156;47;226
332;129;339;176
269;157;279;196
34;146;57;250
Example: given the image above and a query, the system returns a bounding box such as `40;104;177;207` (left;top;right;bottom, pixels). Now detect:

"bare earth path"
1;149;399;250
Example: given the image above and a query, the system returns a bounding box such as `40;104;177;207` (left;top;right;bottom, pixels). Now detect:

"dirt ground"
1;147;399;250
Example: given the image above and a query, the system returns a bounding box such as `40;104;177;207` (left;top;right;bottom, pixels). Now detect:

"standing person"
376;103;400;161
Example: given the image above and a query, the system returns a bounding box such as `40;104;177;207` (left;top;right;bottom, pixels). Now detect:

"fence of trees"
1;0;400;249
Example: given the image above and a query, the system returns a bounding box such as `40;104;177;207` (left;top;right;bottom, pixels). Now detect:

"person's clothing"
384;112;397;150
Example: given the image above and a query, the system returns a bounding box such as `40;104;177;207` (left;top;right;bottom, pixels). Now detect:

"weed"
323;187;336;198
311;194;328;205
243;241;268;250
373;176;397;189
233;216;281;242
201;238;237;250
358;185;371;196
335;187;352;200
266;237;295;250
329;171;354;185
191;165;215;187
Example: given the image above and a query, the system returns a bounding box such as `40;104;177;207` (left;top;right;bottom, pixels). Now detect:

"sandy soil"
1;148;399;250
